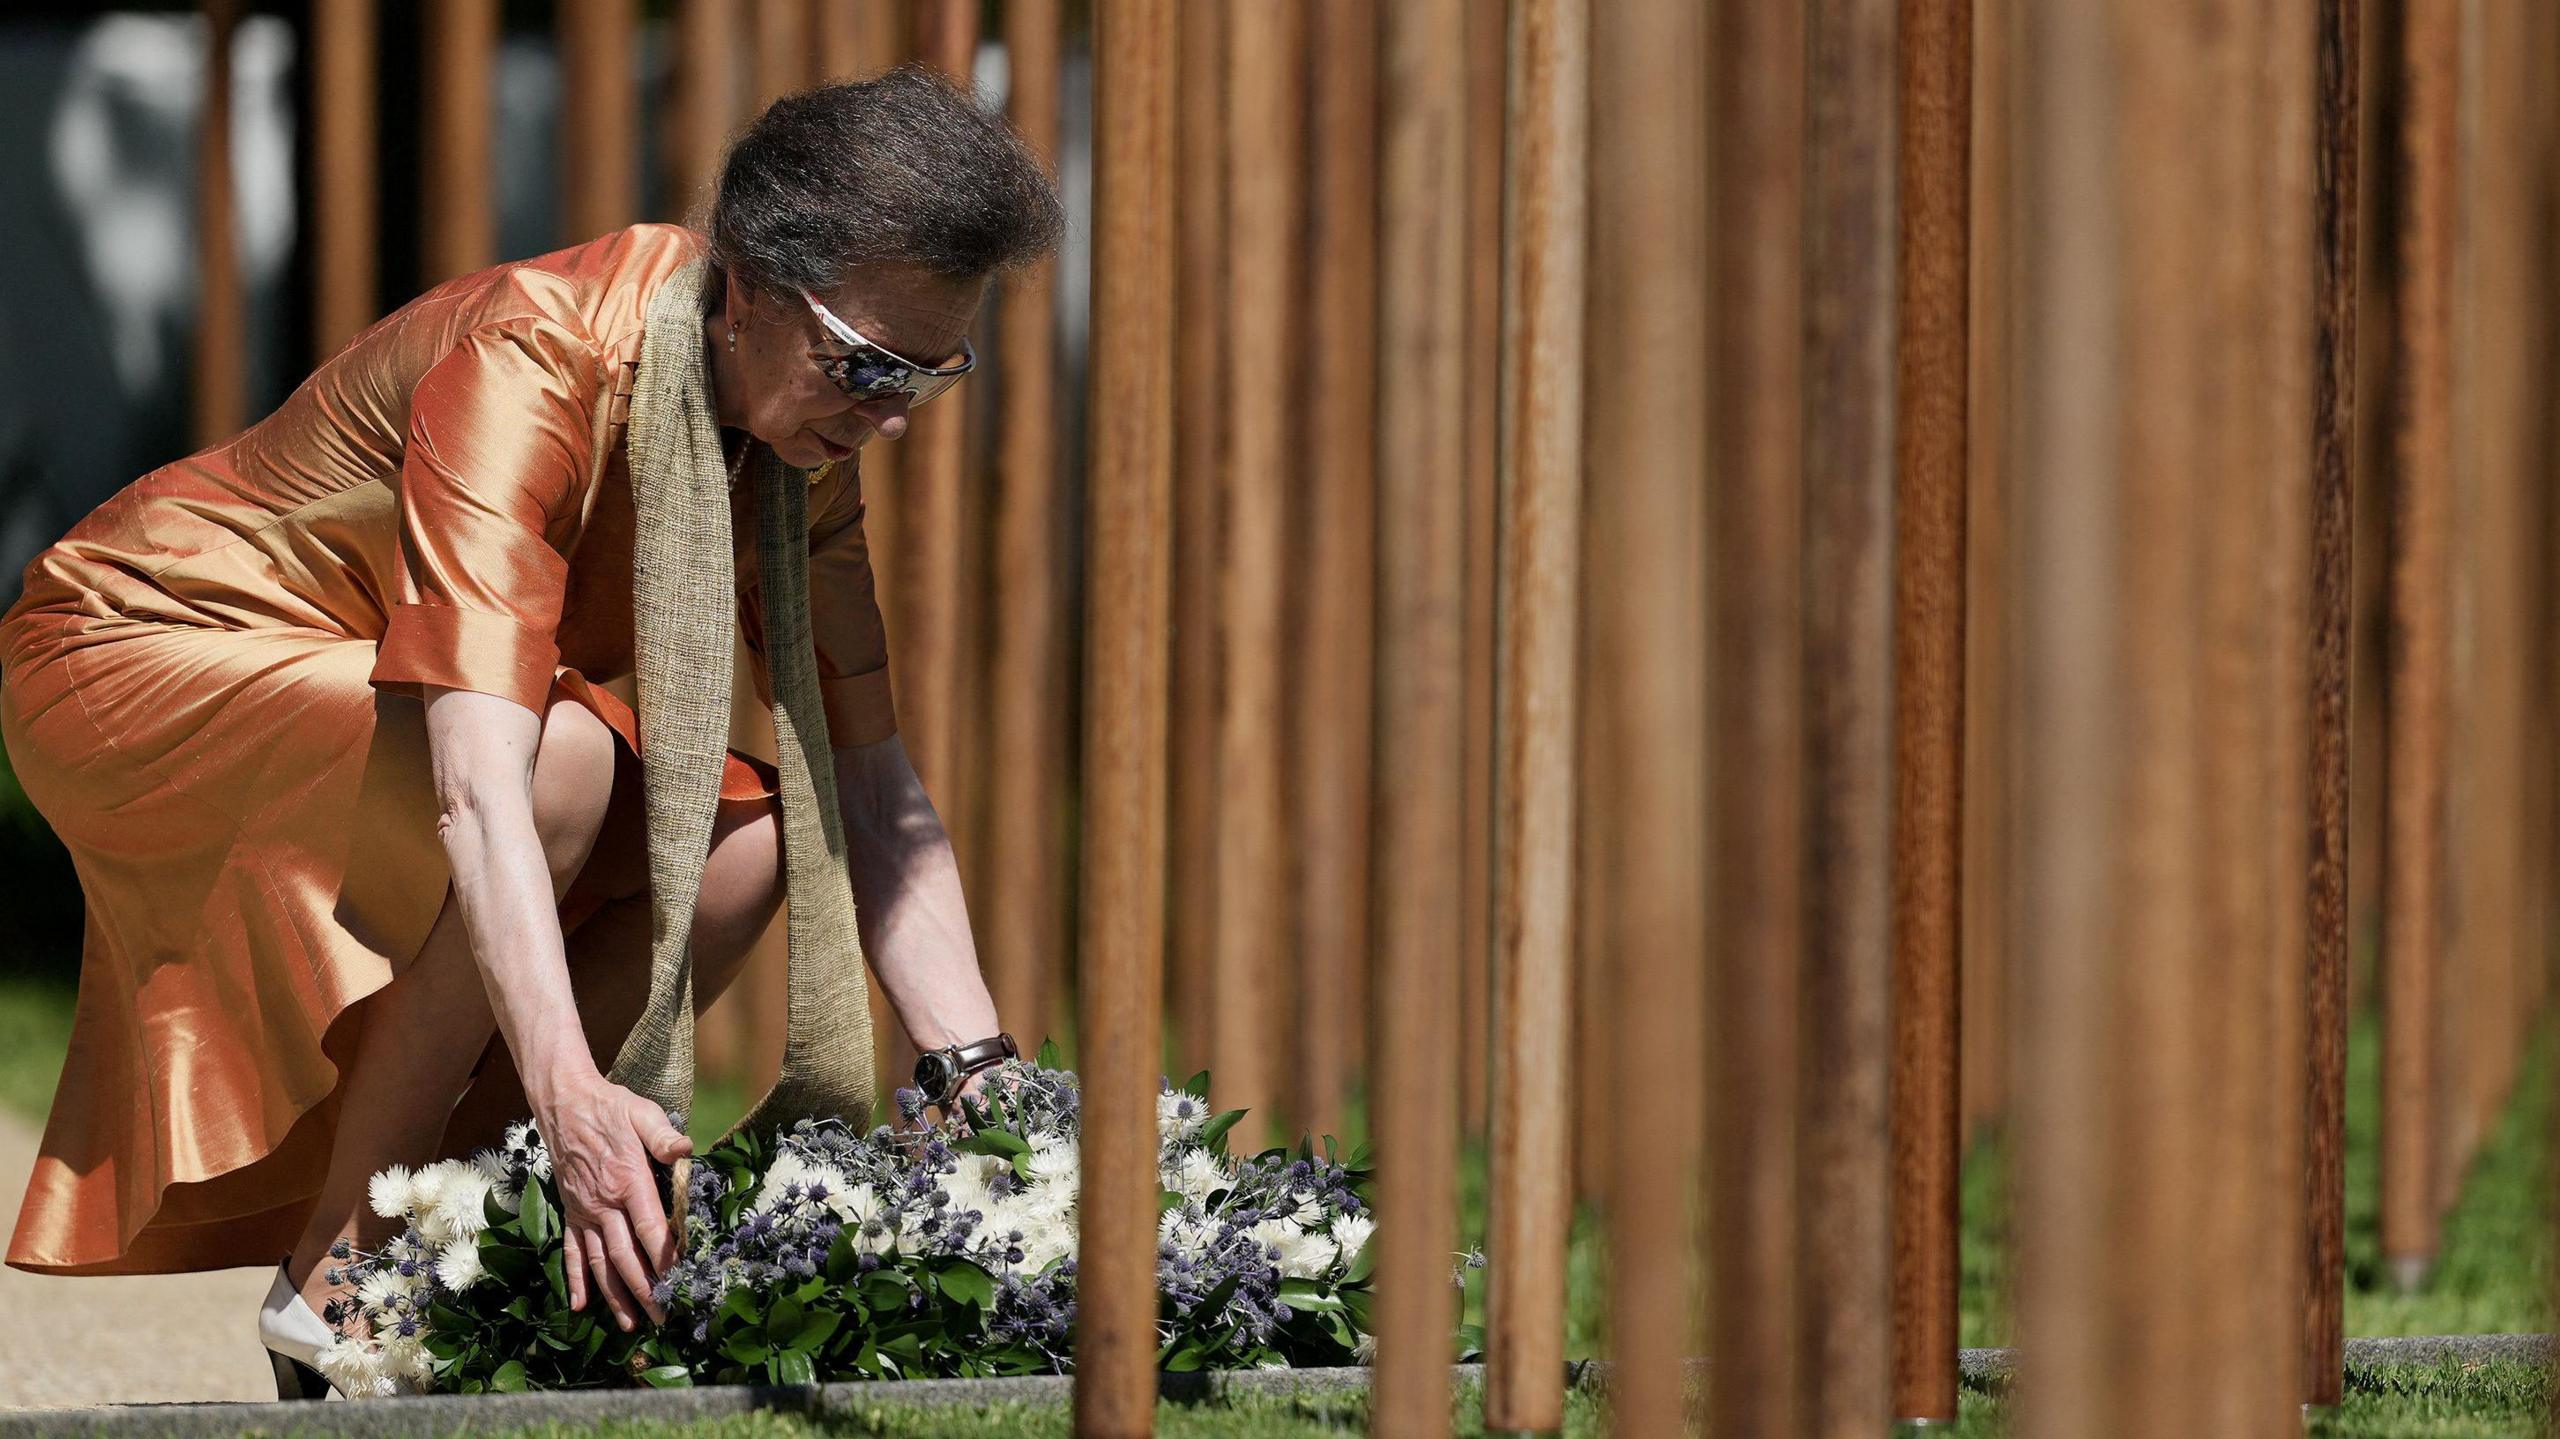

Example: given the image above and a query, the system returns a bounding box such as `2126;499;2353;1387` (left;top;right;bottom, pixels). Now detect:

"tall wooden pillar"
1290;0;1380;1142
1481;0;1586;1431
193;0;244;450
1798;0;1898;1430
1703;0;1805;1433
310;0;377;358
2012;2;2315;1436
2379;0;2456;1292
1073;6;1177;1431
1368;1;1470;1433
422;0;498;283
1456;0;1505;1143
1210;0;1304;1140
560;0;638;243
986;0;1067;1052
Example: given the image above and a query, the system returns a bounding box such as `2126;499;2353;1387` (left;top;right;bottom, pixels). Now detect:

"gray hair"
700;64;1064;298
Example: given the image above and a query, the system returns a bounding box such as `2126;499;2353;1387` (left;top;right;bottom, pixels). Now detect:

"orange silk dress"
0;221;897;1275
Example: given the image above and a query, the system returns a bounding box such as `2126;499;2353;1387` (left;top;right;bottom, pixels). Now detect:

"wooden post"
1290;0;1380;1143
668;0;738;221
754;0;811;108
1588;3;1708;1437
422;0;497;283
193;0;244;451
986;0;1066;1050
1369;1;1469;1433
2012;1;2314;1434
1211;0;1303;1141
2303;0;2361;1407
1073;6;1175;1434
1889;0;1969;1424
560;0;638;242
2381;0;2455;1293
310;0;376;358
1799;0;1897;1430
1704;0;1804;1432
1481;1;1584;1432
1457;0;1504;1143
1167;2;1226;1078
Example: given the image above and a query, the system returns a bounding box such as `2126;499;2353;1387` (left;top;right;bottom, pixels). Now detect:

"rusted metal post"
560;0;638;242
310;0;376;358
1481;0;1585;1432
1073;0;1175;1433
1889;0;1968;1424
1210;0;1303;1141
1290;0;1379;1143
422;0;497;283
1799;0;1897;1429
1703;0;1804;1433
2303;0;2361;1407
1589;2;1709;1436
2381;0;2455;1294
193;0;244;450
986;0;1066;1051
1369;1;1469;1433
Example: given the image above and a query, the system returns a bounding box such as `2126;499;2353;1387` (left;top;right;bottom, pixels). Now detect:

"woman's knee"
529;695;619;896
697;799;784;941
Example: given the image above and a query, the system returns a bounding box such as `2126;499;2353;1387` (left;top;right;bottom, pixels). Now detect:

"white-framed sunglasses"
798;288;977;409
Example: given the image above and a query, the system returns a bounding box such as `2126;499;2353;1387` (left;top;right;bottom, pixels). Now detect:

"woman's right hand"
532;1066;694;1332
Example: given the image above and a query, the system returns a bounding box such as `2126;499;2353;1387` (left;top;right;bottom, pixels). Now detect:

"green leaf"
1198;1108;1247;1153
639;1364;692;1389
1277;1278;1345;1313
1182;1070;1211;1099
773;1348;816;1386
1343;1238;1377;1286
960;1127;1030;1160
768;1294;806;1339
1159;1189;1186;1213
479;1235;538;1287
543;1246;567;1303
936;1259;995;1309
788;1310;843;1353
1035;1038;1062;1068
490;1360;530;1393
723;1337;772;1366
518;1182;557;1247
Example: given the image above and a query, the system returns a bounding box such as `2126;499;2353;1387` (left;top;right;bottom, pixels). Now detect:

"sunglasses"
799;288;977;410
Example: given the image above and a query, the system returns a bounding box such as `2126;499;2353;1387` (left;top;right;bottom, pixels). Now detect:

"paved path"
0;1111;275;1408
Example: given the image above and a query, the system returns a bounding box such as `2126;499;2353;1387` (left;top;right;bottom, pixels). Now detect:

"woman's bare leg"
280;695;621;1314
440;785;784;1153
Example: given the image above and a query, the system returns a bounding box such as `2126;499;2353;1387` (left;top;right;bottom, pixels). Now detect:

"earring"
727;324;738;353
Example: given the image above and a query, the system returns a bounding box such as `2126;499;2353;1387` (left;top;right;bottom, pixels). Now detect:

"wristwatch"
913;1033;1020;1106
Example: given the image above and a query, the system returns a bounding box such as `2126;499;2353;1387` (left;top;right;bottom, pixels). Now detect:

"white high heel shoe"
258;1261;339;1400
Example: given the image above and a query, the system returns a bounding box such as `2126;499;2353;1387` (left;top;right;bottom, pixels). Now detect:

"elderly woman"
0;68;1060;1395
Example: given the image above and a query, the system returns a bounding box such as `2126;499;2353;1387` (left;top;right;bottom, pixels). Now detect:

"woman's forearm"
436;795;597;1105
420;686;596;1110
834;737;1001;1054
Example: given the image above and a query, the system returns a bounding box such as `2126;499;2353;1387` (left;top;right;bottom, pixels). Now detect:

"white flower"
315;1335;395;1398
1012;1213;1075;1272
1353;1330;1377;1365
367;1164;416;1221
1015;1177;1077;1229
1246;1217;1339;1280
941;1154;1010;1221
404;1161;454;1215
381;1334;435;1389
435;1166;498;1239
503;1121;554;1180
1157;1090;1210;1143
356;1266;410;1318
1160;1148;1231;1204
1023;1132;1079;1187
755;1152;855;1214
1329;1213;1376;1267
1159;1207;1214;1262
434;1237;485;1292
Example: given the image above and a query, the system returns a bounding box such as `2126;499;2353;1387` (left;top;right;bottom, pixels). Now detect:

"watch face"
914;1051;958;1100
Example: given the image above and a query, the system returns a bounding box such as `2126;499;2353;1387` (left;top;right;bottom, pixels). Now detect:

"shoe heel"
270;1350;331;1401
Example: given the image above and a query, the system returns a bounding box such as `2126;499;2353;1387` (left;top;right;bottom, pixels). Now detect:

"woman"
0;67;1061;1393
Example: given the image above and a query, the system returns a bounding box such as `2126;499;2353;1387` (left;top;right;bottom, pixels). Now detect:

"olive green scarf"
608;254;875;1136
